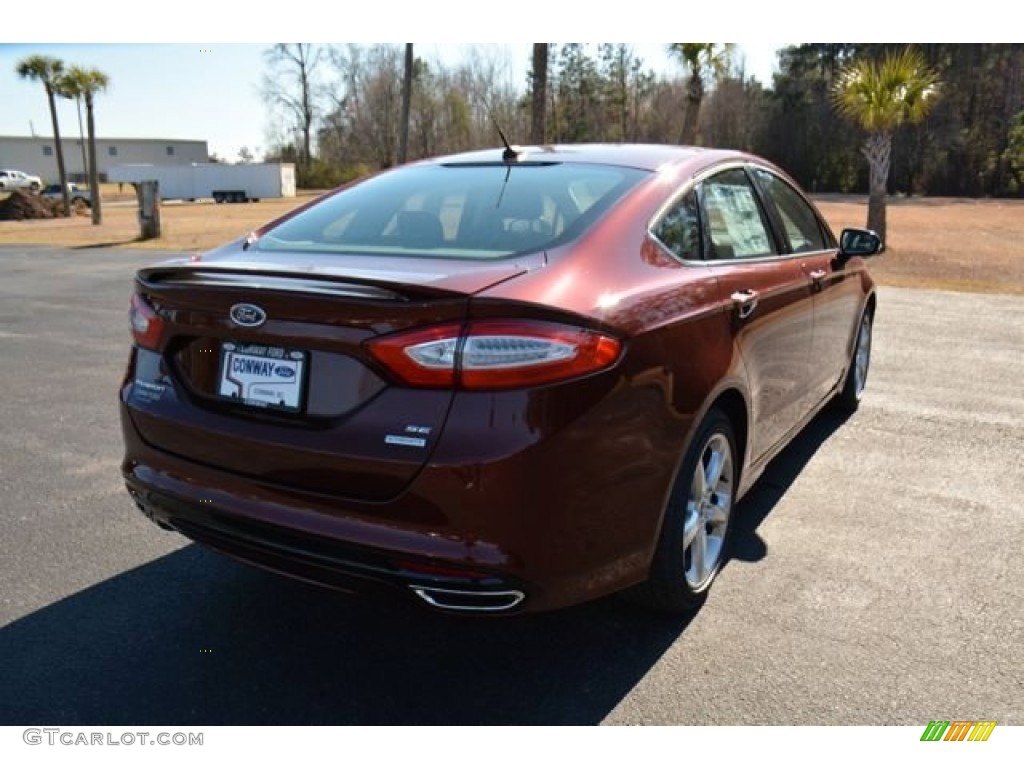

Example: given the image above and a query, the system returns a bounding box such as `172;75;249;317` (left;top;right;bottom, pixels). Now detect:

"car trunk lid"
125;251;543;502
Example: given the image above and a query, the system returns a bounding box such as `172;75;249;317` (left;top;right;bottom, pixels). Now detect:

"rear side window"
700;169;777;260
652;190;701;261
752;168;829;253
256;163;649;259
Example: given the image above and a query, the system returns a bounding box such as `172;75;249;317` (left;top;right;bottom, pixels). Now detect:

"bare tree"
530;44;548;144
328;45;404;169
399;44;413;164
262;44;324;182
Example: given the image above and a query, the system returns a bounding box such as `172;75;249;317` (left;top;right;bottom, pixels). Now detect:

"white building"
0;136;209;183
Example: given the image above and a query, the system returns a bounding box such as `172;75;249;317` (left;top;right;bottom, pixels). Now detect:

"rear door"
697;167;816;462
751;167;863;403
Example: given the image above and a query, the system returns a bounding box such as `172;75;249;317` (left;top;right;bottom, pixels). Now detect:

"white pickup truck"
0;169;43;191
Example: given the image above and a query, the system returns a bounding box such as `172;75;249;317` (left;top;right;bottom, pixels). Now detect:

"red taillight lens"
129;293;165;350
366;320;622;390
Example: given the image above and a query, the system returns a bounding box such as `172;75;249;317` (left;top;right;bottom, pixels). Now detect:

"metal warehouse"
0;135;209;183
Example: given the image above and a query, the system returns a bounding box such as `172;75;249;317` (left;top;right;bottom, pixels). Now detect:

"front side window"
700;168;776;260
256;163;649;259
752;168;829;253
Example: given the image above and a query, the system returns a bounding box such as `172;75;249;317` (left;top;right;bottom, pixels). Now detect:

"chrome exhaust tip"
411;585;526;612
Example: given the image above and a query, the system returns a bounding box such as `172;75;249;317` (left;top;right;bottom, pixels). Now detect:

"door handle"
807;269;827;281
731;289;759;320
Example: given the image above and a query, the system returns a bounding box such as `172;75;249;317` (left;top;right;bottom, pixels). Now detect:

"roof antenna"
495;123;519;163
476;94;520;208
479;92;520;163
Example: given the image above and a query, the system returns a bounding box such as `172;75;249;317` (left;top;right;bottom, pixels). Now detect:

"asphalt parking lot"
0;245;1021;725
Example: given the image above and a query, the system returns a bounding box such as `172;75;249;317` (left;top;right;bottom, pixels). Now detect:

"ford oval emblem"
274;365;295;379
229;303;267;327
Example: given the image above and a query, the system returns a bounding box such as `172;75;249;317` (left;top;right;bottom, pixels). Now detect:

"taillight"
129;293;165;350
366;320;621;390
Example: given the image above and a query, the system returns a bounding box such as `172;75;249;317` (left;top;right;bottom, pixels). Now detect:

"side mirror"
839;228;882;258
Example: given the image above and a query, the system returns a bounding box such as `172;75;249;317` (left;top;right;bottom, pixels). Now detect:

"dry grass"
0;190;1022;294
815;196;1024;295
0;191;318;252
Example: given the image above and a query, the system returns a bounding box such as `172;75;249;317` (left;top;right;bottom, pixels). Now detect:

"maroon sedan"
119;144;880;614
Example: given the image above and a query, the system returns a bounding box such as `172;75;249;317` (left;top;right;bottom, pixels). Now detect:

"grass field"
1;189;1022;295
815;195;1024;295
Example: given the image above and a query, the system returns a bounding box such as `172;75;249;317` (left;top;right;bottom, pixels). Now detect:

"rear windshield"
255;162;649;259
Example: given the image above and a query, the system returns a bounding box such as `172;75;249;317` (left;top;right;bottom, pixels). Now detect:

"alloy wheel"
854;313;872;397
683;433;733;589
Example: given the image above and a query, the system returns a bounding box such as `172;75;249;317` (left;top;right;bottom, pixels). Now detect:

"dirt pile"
0;190;88;220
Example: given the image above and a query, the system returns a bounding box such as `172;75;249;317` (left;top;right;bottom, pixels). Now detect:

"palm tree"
16;55;71;216
833;47;940;245
667;43;733;145
55;73;90;188
60;66;109;225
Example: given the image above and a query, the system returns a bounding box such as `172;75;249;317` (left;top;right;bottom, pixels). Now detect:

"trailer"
107;163;296;202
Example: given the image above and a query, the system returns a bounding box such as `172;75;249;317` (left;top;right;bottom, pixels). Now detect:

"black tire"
834;308;873;413
627;407;738;613
30;182;40;192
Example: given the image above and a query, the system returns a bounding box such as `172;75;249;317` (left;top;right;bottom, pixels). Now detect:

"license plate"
218;342;307;412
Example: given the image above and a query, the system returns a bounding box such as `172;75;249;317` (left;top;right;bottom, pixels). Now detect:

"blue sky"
2;44;272;161
18;0;973;164
0;42;783;162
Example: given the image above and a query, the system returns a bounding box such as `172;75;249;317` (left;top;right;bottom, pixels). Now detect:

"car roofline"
419;144;750;173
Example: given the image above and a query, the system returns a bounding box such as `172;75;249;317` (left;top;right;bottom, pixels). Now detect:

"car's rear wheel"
627;407;737;613
835;308;873;413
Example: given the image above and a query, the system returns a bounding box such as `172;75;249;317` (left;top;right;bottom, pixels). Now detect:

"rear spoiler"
137;251;540;300
137;265;413;302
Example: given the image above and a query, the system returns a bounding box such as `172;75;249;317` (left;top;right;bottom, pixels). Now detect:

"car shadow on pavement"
0;410;850;726
0;549;692;725
728;408;851;565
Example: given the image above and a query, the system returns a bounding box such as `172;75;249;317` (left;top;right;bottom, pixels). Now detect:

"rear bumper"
120;358;692;613
126;480;527;613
